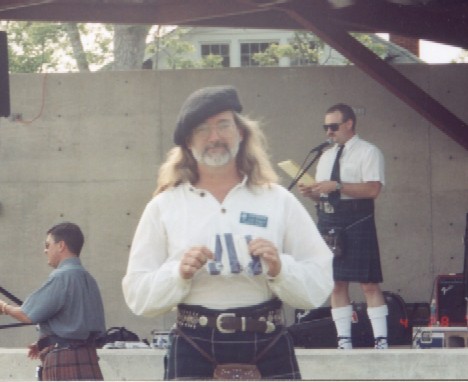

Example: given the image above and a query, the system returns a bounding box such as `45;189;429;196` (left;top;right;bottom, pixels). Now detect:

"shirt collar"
57;256;81;269
335;134;359;152
186;175;248;194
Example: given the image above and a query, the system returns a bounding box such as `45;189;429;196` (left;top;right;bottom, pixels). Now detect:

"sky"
377;33;464;63
419;40;463;63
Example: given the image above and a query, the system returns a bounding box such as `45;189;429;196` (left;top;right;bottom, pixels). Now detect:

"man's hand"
298;183;314;198
298;182;331;200
28;342;39;359
311;180;338;195
248;238;281;278
179;246;213;279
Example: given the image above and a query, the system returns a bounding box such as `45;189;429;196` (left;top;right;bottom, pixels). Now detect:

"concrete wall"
3;348;468;381
0;65;467;347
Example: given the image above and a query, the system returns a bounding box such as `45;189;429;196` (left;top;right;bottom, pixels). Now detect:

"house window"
240;42;276;67
201;44;230;67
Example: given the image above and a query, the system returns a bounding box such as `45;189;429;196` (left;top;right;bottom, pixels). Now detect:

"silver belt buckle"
324;201;335;214
216;312;236;333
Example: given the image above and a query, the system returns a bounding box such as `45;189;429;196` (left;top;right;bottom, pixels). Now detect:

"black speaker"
436;274;466;326
0;31;10;118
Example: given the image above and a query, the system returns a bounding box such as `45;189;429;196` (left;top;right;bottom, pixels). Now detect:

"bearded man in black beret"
123;85;334;380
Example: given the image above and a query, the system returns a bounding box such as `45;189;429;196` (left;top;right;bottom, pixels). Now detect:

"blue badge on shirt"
239;212;268;228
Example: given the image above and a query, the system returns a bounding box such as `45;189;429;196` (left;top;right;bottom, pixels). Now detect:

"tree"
252;31;323;66
148;27;197;69
3;21;148;73
251;31;388;67
147;27;224;69
63;23;89;72
113;24;150;70
4;21;69;73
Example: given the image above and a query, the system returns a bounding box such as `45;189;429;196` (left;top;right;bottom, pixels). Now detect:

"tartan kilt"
318;206;383;283
41;345;103;381
165;326;300;380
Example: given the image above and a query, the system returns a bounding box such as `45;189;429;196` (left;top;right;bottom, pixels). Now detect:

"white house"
147;27;423;69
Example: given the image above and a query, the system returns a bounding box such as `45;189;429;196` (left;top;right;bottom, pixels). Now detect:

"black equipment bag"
288;291;410;348
96;326;140;348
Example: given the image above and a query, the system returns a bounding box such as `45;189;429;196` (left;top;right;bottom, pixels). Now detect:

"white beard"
192;140;240;167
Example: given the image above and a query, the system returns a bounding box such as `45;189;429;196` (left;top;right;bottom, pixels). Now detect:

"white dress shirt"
315;135;385;199
122;178;333;317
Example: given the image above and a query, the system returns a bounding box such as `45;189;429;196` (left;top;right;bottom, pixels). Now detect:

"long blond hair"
154;113;278;196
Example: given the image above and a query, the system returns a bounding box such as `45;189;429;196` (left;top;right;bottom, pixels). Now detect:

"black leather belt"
37;335;92;351
177;303;283;334
317;199;374;214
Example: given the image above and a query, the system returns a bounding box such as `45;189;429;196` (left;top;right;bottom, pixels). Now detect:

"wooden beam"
279;1;468;150
0;0;262;25
328;1;468;49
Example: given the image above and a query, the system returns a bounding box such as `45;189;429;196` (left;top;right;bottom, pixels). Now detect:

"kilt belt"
177;299;283;334
317;198;374;215
37;335;94;351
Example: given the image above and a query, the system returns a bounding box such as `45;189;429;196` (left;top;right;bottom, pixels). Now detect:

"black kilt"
317;200;383;283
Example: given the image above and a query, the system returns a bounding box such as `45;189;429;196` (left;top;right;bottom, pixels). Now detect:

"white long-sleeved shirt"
122;178;333;317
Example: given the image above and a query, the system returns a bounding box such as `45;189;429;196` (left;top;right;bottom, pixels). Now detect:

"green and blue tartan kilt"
318;204;383;283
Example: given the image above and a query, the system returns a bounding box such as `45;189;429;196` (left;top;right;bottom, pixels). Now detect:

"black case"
289;291;411;348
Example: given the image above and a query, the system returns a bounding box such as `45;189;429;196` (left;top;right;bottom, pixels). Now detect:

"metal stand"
0;285;33;329
287;149;325;191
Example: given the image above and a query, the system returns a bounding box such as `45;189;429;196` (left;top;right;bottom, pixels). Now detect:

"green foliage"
149;27;224;69
348;33;388;63
150;28;196;69
2;22;422;72
81;24;113;69
5;21;69;72
3;21;115;72
288;31;323;65
252;31;324;67
200;54;224;68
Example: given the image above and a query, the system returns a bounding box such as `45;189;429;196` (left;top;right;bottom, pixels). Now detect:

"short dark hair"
47;222;84;256
326;103;356;130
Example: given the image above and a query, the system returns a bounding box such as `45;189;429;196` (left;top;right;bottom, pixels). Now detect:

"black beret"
174;85;243;145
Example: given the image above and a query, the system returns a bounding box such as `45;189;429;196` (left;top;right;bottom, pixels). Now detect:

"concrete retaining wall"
1;347;468;381
0;65;467;348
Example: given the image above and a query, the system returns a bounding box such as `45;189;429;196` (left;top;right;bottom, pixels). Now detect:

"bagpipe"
0;285;34;329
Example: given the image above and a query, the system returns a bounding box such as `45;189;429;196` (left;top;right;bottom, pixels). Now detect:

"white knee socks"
331;305;353;349
332;304;389;349
367;304;388;338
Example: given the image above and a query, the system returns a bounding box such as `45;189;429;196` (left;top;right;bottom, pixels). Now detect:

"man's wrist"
335;181;342;191
1;301;8;315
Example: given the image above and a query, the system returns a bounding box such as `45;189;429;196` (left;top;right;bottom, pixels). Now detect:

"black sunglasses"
323;122;342;132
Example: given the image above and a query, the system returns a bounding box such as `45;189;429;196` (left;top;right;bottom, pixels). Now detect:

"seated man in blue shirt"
0;222;106;381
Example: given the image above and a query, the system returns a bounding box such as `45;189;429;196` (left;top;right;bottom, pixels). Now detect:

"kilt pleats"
41;345;103;381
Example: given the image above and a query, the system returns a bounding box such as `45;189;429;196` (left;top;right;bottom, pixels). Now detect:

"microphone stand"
288;149;325;191
0;285;34;329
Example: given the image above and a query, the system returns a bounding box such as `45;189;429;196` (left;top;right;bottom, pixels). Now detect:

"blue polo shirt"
22;257;106;340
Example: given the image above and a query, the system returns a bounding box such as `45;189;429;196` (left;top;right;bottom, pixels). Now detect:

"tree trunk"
63;23;90;72
113;24;150;70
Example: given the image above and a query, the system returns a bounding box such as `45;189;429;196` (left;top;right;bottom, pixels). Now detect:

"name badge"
240;212;268;228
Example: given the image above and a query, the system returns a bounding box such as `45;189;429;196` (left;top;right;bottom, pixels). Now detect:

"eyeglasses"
323;122;345;132
192;120;235;139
